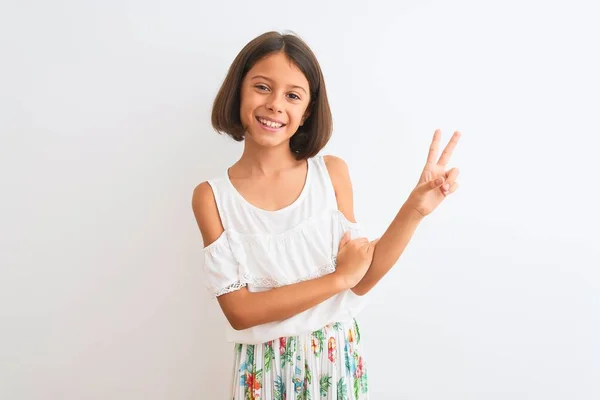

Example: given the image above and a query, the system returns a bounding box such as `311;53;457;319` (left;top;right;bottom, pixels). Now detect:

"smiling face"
239;52;312;150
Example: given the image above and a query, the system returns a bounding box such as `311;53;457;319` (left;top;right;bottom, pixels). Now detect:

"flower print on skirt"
230;318;369;400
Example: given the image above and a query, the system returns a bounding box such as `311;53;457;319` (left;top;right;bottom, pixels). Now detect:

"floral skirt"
230;318;368;400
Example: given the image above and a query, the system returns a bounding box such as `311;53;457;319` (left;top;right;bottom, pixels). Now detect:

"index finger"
426;129;442;165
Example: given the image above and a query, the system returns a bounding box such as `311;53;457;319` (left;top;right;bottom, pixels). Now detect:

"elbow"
230;318;251;331
226;309;255;331
217;290;257;331
351;279;376;296
230;321;247;331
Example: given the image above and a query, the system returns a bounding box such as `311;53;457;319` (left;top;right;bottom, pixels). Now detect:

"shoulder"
322;155;356;223
191;181;225;247
323;154;349;175
323;154;352;189
323;154;351;192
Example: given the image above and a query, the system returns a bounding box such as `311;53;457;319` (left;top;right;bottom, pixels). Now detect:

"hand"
333;232;379;289
405;129;461;218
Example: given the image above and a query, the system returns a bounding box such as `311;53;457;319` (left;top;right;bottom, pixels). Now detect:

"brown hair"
211;31;333;160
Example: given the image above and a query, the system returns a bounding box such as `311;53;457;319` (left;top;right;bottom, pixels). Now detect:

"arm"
324;155;423;296
192;182;349;331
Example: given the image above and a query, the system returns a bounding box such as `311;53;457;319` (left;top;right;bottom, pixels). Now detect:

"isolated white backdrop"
1;0;598;399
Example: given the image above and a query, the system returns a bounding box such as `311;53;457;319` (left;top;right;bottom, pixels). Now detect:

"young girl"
193;31;460;399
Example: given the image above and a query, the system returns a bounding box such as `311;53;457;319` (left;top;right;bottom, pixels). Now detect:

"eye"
287;93;301;101
255;84;269;92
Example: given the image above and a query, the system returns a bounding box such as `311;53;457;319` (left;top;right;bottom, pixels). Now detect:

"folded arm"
324;155;423;296
192;181;350;331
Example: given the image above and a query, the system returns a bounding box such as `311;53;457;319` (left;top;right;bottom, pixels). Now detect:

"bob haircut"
211;31;333;160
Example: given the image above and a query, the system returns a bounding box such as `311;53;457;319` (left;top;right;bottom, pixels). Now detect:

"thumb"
422;176;445;191
367;238;379;256
339;231;351;248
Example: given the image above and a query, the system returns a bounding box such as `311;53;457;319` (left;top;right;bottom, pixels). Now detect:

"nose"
266;93;284;113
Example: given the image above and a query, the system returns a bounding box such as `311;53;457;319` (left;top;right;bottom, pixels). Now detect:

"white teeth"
259;118;282;128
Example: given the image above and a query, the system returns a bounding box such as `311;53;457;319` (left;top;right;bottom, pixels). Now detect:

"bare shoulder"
191;181;225;247
323;155;357;223
323;154;349;175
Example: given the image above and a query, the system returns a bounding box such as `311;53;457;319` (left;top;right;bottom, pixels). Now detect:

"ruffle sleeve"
201;232;245;298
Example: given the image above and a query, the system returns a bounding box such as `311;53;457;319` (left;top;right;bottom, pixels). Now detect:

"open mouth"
256;117;286;129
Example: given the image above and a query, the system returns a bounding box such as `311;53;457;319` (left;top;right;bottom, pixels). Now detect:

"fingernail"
443;184;450;190
435;178;444;185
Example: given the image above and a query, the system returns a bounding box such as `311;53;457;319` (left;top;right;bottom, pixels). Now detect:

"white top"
202;155;368;344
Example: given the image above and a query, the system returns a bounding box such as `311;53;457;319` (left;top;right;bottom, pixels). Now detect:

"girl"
192;31;460;399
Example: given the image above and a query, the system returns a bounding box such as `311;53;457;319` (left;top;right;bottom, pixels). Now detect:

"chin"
247;131;291;148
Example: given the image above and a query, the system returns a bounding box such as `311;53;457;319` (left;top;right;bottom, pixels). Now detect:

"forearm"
222;273;347;330
351;205;423;296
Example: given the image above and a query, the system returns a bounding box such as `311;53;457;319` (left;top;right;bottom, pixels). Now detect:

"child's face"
239;52;311;150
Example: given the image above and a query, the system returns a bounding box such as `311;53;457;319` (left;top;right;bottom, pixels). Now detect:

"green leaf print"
333;322;343;331
295;358;312;400
319;375;332;397
336;378;347;400
298;386;312;400
361;374;368;394
281;351;293;367
344;350;351;375
264;343;275;372
246;344;255;368
353;320;361;345
354;377;360;400
290;336;297;353
312;330;326;356
281;338;295;367
236;343;242;354
305;360;312;384
274;375;286;400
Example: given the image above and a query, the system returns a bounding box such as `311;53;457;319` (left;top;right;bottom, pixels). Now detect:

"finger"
339;231;350;248
361;240;370;253
437;131;461;167
441;168;460;192
426;175;445;191
444;167;460;182
360;241;370;250
444;181;459;196
353;237;369;245
362;238;379;249
426;129;442;165
367;239;379;256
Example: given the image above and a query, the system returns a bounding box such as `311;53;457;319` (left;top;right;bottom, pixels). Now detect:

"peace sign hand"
405;129;461;218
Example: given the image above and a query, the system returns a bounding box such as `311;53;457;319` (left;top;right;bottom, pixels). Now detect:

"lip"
255;117;285;132
256;116;286;126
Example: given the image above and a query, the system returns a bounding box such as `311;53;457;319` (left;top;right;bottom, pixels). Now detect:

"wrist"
329;269;351;291
398;203;426;222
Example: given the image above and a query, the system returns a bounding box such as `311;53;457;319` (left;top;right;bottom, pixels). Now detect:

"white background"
1;0;598;399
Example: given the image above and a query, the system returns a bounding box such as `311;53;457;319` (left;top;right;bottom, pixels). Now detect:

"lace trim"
214;281;248;297
213;259;337;297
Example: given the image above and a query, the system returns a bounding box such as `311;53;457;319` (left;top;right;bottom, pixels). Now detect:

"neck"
235;140;301;177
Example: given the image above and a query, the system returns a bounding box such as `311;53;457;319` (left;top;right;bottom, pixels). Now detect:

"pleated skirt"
230;318;368;399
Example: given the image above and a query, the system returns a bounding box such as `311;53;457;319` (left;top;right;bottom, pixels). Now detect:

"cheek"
239;94;258;121
291;105;309;125
240;85;258;105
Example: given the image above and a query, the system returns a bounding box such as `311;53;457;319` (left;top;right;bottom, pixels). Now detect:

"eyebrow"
250;75;308;95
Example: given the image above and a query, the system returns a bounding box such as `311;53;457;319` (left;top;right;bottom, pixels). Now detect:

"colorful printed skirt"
230;318;368;400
